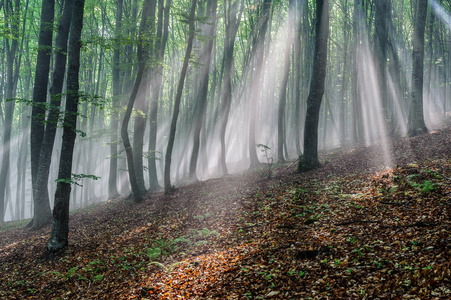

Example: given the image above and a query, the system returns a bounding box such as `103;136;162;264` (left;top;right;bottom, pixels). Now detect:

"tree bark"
189;0;217;181
299;0;329;172
34;0;73;226
30;0;55;229
164;0;197;193
148;0;172;191
408;0;428;136
248;0;271;169
121;0;156;202
132;0;157;194
109;0;123;199
47;0;85;254
277;0;294;162
218;0;244;175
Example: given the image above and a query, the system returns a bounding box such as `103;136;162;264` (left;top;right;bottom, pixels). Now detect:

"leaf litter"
0;125;450;299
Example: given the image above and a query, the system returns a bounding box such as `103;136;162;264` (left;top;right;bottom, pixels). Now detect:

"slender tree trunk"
121;0;156;202
299;0;329;172
219;0;243;175
34;0;73;227
248;0;272;169
148;0;172;191
189;0;217;181
30;0;55;229
47;0;85;254
109;0;123;199
164;0;197;193
132;0;157;194
408;0;428;136
277;0;294;162
374;0;390;122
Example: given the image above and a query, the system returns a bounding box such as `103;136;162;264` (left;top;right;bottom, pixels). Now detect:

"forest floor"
1;125;450;299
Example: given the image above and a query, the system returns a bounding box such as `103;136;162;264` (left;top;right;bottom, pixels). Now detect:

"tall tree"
277;0;294;162
248;0;272;169
0;0;25;223
408;0;428;136
29;0;55;229
148;0;172;191
34;0;74;227
47;0;85;254
164;0;197;193
374;0;390;122
299;0;329;172
132;0;157;194
109;0;123;199
218;0;244;175
121;0;156;202
189;0;217;181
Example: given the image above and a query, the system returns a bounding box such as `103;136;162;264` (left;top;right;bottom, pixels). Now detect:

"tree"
164;0;197;193
408;0;428;136
33;0;74;227
47;0;85;254
29;0;55;229
132;0;157;194
0;0;27;223
189;0;218;181
299;0;329;172
248;0;272;169
277;0;294;162
121;0;156;202
147;0;172;191
374;0;390;122
218;0;244;175
109;0;123;199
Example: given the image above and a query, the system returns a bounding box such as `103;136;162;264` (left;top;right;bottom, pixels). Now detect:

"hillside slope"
0;126;450;299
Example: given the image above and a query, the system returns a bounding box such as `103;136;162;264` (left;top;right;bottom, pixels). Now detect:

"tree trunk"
408;0;428;136
132;0;157;194
189;0;217;181
164;0;197;193
299;0;329;172
47;0;85;254
148;0;172;191
34;0;73;227
277;0;294;162
109;0;123;199
30;0;55;229
374;0;390;122
121;0;156;202
248;0;271;169
219;0;243;175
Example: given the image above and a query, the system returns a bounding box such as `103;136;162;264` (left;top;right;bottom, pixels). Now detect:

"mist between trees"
0;0;450;247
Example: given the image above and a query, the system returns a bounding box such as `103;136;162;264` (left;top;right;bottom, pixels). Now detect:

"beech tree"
300;0;329;172
408;0;428;136
29;0;55;229
164;0;197;193
47;0;85;254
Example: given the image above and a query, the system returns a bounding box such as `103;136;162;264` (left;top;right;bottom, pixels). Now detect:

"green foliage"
55;173;100;187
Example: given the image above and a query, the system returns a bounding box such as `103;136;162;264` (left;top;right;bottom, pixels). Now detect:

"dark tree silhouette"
47;0;85;253
408;0;428;137
164;0;197;193
300;0;329;172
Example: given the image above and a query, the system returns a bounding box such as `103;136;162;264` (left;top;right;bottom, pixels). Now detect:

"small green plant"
92;275;103;282
143;247;162;260
257;144;274;179
50;267;78;280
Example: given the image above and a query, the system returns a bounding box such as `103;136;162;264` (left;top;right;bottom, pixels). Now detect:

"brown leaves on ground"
0;126;450;299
